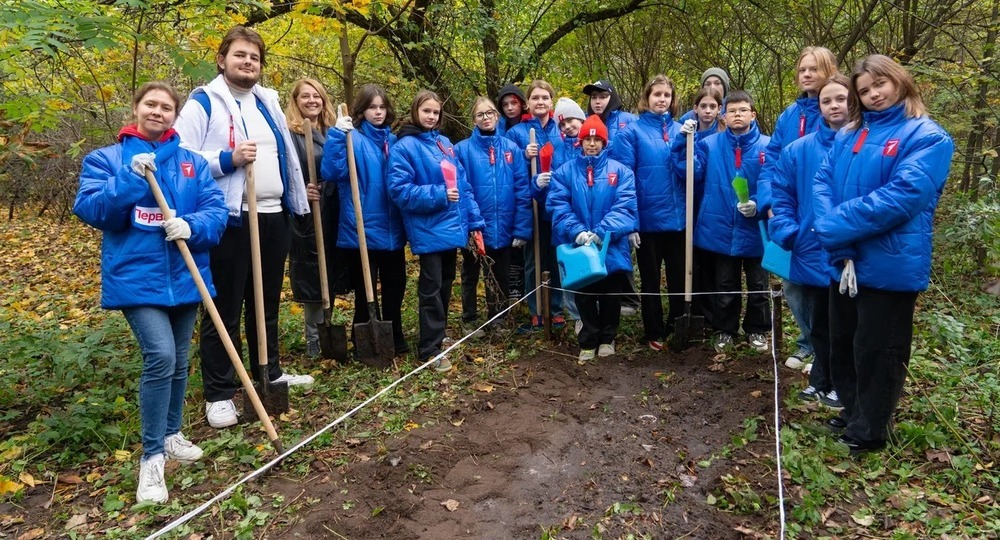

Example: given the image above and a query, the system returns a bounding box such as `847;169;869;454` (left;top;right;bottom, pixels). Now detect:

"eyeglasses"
475;110;498;120
727;108;753;116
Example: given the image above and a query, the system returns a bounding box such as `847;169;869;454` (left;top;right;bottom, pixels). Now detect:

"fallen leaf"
485;401;495;410
186;534;204;540
113;450;131;462
926;449;952;464
441;499;460;511
59;474;83;485
450;418;464;427
471;382;494;393
641;444;654;452
708;363;725;372
345;438;362;447
850;511;875;527
65;514;88;531
733;525;766;539
17;529;46;540
562;514;578;530
403;422;420;431
679;473;697;487
419;440;434;450
85;471;102;483
0;475;24;496
1;514;25;526
750;390;762;398
976;495;993;505
18;472;36;488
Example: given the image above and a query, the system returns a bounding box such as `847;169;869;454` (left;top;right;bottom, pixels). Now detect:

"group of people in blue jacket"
73;24;954;503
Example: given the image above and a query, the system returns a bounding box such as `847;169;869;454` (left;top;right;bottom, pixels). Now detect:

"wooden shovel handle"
142;168;282;451
529;128;543;318
340;103;377;304
244;164;269;372
684;129;695;303
304;119;332;313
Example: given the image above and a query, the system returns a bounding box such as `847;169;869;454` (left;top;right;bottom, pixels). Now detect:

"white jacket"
174;75;310;218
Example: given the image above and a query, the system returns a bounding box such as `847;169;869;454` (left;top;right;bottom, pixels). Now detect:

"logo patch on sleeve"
504;151;513;164
181;162;195;178
883;139;900;157
608;173;618;186
759;152;766;164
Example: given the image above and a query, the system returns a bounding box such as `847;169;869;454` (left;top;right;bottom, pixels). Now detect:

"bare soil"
271;337;788;539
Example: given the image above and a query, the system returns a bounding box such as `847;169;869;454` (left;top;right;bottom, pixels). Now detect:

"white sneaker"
802;363;813;375
164;432;203;464
136;453;168;503
747;333;769;352
578;349;596;363
598;342;615;357
206;400;238;428
271;372;315;386
433;356;453;372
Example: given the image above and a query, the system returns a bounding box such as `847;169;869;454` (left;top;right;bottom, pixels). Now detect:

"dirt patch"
271;339;787;539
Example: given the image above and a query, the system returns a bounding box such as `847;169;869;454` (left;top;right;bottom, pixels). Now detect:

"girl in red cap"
547;115;638;362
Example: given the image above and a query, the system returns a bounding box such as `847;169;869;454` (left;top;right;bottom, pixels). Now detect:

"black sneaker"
838;434;886;456
797;385;821;402
819;390;843;409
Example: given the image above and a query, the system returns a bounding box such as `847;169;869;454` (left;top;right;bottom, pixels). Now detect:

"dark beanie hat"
578;115;608;144
700;68;731;95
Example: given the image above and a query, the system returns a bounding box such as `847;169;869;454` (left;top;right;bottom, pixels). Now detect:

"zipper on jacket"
852;125;869;154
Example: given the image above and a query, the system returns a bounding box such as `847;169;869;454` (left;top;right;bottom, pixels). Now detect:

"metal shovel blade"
353;303;395;368
669;304;705;352
245;379;290;417
318;319;348;362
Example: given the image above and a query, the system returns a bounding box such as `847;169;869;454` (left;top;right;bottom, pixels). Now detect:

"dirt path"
272;340;787;539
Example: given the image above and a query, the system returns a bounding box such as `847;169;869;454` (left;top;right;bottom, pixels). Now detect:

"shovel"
304;119;348;361
245;163;290;414
142;169;284;453
670;128;705;351
341;104;395;368
529;128;546;333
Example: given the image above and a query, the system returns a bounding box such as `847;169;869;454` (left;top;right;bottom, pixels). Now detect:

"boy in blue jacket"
675;90;771;352
548;115;638;362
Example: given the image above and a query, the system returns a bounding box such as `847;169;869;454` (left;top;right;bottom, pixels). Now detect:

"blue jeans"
783;279;814;355
123;304;199;459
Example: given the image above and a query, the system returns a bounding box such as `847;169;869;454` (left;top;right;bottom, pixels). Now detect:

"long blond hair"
285;78;336;135
796;46;839;90
847;54;926;130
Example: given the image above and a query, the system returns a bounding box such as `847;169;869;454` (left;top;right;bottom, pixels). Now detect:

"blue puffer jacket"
506;115;563;221
455;127;532;249
813;104;954;291
767;122;836;287
758;95;821;212
674;121;771;257
74;129;228;309
321;121;406;251
547;150;638;274
612;111;683;232
388;126;485;255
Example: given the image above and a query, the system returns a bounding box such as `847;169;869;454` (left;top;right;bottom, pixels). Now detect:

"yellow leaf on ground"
113;450;131;462
441;499;460;511
85;471;102;483
18;472;36;488
451;418;464;427
0;476;24;496
17;528;45;540
471;382;494;393
403;422;420;431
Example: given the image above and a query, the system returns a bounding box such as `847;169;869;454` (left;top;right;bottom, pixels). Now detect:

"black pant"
636;231;686;341
829;285;917;444
712;253;770;335
805;284;833;392
345;248;407;352
461;246;511;323
199;212;290;402
417;250;458;361
693;247;716;327
576;272;626;350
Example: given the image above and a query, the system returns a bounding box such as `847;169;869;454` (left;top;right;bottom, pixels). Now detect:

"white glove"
629;232;641;249
131;153;156;176
512;238;527;248
839;259;858;297
335;115;354;132
162;217;191;241
737;200;757;217
535;172;552;189
680;119;698;135
575;231;593;246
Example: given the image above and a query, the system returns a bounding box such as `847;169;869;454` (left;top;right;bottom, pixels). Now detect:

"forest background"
1;0;999;538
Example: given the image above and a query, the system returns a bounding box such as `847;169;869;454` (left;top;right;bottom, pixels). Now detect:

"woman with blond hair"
813;54;954;454
285;77;346;356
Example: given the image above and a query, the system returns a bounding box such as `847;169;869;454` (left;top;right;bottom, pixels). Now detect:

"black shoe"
838;434;886;456
826;416;847;432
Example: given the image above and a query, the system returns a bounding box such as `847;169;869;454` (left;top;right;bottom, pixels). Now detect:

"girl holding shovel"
321;84;409;356
74;82;228;503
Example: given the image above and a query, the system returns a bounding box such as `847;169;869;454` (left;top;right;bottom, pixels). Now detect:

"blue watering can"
759;221;791;280
557;232;611;290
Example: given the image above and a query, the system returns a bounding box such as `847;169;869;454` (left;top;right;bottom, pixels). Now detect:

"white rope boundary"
147;281;788;539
